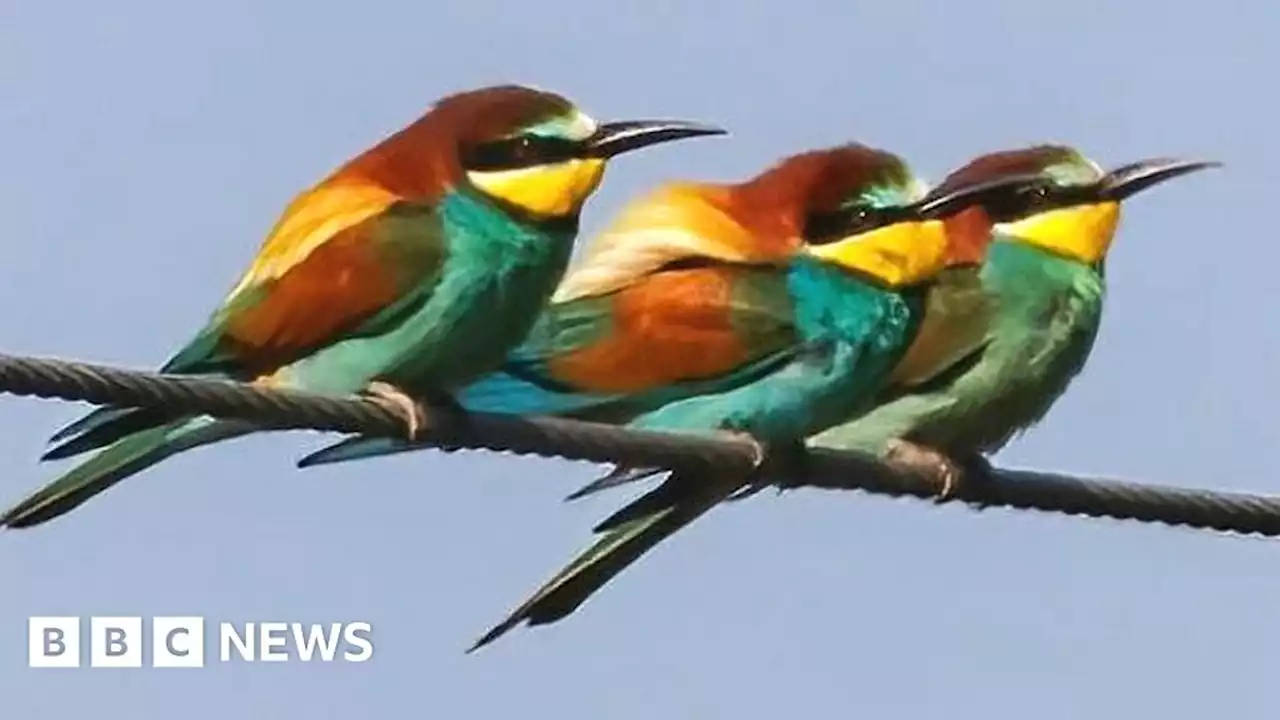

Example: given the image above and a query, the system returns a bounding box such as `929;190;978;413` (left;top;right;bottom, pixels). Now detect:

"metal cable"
3;351;1279;537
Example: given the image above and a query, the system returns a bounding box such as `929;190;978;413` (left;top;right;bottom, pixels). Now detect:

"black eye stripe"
462;135;583;171
802;181;1102;237
982;182;1097;223
804;204;914;245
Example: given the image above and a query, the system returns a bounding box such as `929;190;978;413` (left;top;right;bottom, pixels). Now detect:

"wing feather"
167;186;445;377
545;266;796;394
552;183;791;303
461;265;797;419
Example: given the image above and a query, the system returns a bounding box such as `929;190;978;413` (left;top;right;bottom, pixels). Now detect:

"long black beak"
914;173;1045;219
1099;158;1221;201
585;120;726;158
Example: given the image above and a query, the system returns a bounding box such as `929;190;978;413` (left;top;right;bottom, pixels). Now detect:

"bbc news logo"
28;617;373;667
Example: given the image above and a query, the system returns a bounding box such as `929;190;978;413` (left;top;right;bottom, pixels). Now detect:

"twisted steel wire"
2;351;1279;536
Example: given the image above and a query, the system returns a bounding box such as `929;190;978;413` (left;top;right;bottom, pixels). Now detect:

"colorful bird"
2;84;724;529
808;146;1220;487
296;148;1021;468
352;143;1028;652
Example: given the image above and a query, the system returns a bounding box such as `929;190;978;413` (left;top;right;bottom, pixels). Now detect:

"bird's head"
791;144;1035;287
415;85;724;221
550;144;925;303
933;145;1220;265
548;142;1023;303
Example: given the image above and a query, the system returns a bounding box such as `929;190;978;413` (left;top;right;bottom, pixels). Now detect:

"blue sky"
2;1;1276;717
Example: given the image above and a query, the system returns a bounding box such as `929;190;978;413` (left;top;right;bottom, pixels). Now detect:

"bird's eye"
463;134;581;171
846;208;882;235
510;136;537;161
1022;184;1061;214
978;182;1059;224
834;207;881;236
804;205;898;243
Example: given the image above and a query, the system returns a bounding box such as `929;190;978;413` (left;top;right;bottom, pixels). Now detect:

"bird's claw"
885;439;961;502
718;429;767;471
717;432;806;502
361;381;428;440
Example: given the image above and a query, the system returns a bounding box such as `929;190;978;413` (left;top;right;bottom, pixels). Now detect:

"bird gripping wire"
2;351;1280;537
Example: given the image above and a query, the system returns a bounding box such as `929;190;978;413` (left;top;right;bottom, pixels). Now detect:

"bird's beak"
1099;158;1222;201
585;120;727;158
915;173;1045;218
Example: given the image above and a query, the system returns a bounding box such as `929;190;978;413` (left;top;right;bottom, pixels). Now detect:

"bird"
1;83;725;529
807;145;1220;486
296;146;1024;469
375;143;1032;652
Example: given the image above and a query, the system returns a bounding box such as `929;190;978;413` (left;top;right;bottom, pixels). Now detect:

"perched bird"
297;147;1020;468
370;143;1029;652
808;146;1220;484
2;84;724;529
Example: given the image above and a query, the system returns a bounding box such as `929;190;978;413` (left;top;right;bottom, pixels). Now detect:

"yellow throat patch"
467;158;607;219
806;219;949;287
1000;201;1121;264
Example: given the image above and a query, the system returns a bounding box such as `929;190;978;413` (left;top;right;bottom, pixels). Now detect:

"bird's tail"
467;470;730;652
296;436;416;467
563;465;665;501
43;406;184;460
2;416;257;528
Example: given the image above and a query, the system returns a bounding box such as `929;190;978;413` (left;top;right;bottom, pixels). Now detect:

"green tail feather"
43;407;180;460
3;417;256;528
48;406;138;443
46;332;246;458
468;473;725;652
563;465;665;502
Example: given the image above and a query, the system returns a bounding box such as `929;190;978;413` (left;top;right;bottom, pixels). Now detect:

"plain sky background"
1;1;1276;717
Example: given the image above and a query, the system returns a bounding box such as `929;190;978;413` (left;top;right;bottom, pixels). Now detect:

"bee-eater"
1;84;724;529
327;143;1024;652
808;146;1220;486
296;147;1023;468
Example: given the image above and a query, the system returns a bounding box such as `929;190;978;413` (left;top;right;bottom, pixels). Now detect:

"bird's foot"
885;439;961;502
717;429;768;471
360;381;429;440
722;435;809;502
